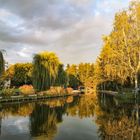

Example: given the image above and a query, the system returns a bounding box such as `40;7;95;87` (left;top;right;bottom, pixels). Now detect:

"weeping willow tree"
0;50;5;77
32;52;60;91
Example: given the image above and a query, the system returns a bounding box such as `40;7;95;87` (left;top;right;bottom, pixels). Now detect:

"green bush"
1;88;15;97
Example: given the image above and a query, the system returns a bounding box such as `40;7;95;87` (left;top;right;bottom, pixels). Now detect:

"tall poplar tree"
0;51;5;77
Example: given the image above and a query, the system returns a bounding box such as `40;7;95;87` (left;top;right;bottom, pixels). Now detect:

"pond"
0;94;139;140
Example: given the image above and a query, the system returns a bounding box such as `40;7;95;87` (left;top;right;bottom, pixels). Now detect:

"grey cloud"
0;19;48;45
0;0;130;64
0;0;47;19
0;0;87;29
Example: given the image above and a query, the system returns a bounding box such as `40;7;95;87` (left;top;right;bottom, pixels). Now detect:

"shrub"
19;85;35;95
46;86;73;95
66;96;73;103
47;86;66;95
37;86;73;95
1;88;15;97
66;87;73;94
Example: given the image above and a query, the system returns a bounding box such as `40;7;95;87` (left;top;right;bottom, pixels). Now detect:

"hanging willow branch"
32;52;60;91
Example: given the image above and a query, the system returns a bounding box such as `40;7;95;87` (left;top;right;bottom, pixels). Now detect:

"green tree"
55;64;67;87
5;63;33;86
0;51;5;77
66;64;80;89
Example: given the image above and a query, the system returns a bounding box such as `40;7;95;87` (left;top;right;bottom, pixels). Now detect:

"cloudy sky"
0;0;130;65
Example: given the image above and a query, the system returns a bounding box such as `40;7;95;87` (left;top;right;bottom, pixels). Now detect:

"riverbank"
98;90;140;103
0;92;80;104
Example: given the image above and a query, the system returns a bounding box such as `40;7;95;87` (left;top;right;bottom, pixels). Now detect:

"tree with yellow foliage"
97;1;140;89
32;51;60;91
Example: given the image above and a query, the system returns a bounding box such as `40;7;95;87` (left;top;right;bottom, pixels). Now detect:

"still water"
0;94;139;140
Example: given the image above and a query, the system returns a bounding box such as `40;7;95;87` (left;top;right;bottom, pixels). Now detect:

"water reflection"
97;94;140;140
0;94;140;140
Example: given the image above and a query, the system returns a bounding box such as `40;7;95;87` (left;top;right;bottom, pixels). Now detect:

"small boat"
79;86;85;94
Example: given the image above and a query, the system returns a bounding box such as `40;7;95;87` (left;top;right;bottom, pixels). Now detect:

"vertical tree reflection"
96;94;140;140
29;96;79;139
30;104;64;139
0;105;2;136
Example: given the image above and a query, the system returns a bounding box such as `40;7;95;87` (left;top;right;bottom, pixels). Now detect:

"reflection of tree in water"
78;95;96;118
65;95;96;118
0;105;2;136
0;96;80;139
96;95;140;140
29;95;97;139
30;96;80;139
30;104;62;139
0;103;34;117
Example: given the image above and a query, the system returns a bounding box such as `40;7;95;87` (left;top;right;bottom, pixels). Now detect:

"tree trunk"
135;73;138;89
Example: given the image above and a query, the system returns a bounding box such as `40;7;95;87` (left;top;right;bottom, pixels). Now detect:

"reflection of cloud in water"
1;116;29;136
54;116;98;140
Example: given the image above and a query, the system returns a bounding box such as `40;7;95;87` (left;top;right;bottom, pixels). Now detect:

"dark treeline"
2;61;95;91
0;51;95;92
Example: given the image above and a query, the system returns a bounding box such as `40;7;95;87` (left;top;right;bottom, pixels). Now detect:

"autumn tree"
78;63;94;92
78;63;94;85
66;64;80;89
98;1;140;89
65;63;95;92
